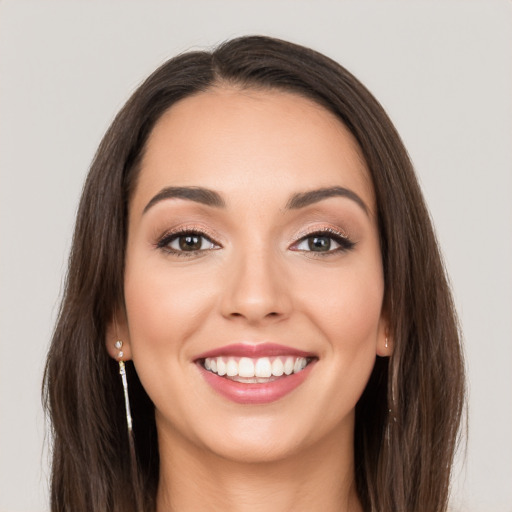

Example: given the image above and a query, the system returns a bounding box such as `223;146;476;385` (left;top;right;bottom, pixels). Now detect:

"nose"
220;247;292;325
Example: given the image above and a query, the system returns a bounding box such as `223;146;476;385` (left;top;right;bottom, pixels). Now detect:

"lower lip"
197;361;316;405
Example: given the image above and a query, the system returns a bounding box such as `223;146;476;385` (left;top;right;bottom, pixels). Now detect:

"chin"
176;403;353;466
200;425;311;464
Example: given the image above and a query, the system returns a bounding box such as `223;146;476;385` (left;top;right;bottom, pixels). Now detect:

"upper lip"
194;343;316;361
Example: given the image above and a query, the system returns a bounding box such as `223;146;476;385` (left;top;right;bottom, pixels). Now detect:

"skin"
107;87;391;512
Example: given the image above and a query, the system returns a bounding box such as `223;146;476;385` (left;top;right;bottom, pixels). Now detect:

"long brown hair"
43;35;465;512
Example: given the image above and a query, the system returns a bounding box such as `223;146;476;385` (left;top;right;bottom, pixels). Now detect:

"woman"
43;35;465;512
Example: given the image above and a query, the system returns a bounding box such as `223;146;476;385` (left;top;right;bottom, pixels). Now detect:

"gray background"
1;1;511;511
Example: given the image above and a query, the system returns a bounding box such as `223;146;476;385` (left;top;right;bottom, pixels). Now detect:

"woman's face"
118;87;389;462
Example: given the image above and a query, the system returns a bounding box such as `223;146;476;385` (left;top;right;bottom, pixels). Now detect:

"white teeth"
254;357;272;378
284;357;294;375
216;358;226;376
271;358;284;376
226;358;238;377
203;356;310;379
238;357;255;377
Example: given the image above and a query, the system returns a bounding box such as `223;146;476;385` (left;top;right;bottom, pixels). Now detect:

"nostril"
229;311;280;318
227;310;283;322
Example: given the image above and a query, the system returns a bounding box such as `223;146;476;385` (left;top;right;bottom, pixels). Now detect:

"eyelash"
156;227;355;257
291;228;355;256
156;228;221;258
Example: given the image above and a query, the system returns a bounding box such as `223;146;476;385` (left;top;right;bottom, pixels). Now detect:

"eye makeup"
154;225;222;257
153;222;356;260
289;226;356;257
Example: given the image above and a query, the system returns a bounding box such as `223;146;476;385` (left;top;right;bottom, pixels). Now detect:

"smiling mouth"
200;355;315;383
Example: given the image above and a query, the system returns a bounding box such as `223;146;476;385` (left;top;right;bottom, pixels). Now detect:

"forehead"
134;87;375;214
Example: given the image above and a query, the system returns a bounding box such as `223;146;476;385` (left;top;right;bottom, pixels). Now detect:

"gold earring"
115;340;133;433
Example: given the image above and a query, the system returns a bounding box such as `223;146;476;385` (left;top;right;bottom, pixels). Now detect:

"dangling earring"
113;340;142;510
115;340;133;433
385;337;389;349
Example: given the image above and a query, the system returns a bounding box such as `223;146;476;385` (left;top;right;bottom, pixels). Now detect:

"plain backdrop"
0;1;511;511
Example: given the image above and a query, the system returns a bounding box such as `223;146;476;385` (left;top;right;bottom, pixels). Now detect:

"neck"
155;423;362;512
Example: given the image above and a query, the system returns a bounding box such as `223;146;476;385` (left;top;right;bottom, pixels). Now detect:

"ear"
105;309;133;361
376;313;393;358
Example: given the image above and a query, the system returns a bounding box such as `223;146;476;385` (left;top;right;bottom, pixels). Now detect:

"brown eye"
292;230;355;255
179;234;203;251
308;236;331;252
158;230;220;255
295;234;340;252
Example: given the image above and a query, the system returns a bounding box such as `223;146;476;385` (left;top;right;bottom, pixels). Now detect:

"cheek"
298;258;384;350
123;253;219;358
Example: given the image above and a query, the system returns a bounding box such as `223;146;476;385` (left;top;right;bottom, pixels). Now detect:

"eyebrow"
143;185;368;215
143;186;226;214
286;186;368;214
